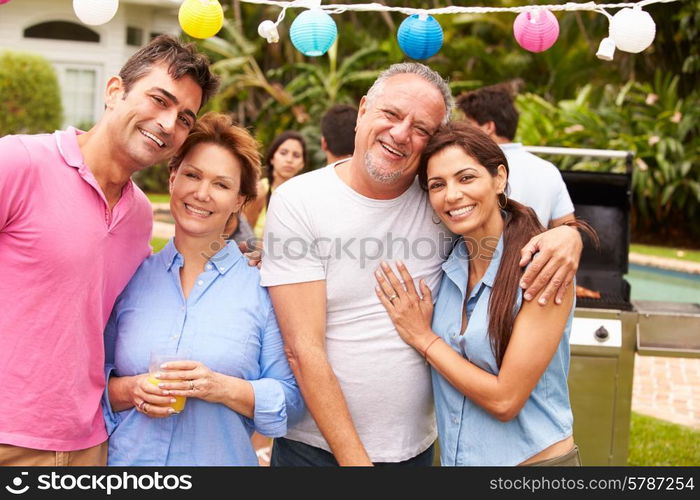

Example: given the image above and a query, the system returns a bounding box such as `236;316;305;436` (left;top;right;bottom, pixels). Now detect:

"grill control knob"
594;326;609;342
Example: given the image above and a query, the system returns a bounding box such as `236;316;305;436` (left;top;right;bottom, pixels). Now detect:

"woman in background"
103;112;303;465
244;130;307;240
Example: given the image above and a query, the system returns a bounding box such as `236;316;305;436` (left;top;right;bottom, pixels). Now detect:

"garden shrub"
0;51;63;136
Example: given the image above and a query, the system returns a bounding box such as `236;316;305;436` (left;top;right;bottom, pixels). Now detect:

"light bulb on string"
289;8;338;57
73;0;119;26
512;7;559;53
258;20;280;43
179;0;224;39
610;7;656;53
397;13;443;60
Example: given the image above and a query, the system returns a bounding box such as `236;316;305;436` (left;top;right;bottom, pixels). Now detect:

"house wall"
0;0;180;128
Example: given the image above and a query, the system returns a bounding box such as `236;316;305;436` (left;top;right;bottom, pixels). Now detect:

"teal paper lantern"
290;9;337;57
397;14;443;60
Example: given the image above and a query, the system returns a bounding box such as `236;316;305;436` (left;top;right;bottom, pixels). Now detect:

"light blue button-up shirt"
432;236;574;466
103;239;303;465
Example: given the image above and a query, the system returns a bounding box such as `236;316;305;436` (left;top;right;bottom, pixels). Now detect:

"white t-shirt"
501;143;574;227
260;162;452;462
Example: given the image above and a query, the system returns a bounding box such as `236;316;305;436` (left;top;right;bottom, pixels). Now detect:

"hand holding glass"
148;352;189;413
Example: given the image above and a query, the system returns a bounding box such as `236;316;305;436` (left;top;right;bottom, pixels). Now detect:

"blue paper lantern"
397;14;443;60
289;9;338;57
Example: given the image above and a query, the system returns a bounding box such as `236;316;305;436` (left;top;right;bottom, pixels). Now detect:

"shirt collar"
161;238;244;274
441;234;505;295
55;127;86;168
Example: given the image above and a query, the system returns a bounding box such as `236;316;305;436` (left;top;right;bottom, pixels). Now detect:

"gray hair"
365;62;453;125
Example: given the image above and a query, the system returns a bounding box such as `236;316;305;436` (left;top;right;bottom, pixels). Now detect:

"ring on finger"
142;402;149;414
190;381;195;391
388;294;398;303
137;400;146;412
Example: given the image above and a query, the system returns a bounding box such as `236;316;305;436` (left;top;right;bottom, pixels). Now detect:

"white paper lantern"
610;7;656;54
73;0;119;26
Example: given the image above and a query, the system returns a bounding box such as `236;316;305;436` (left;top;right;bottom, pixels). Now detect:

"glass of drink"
148;352;190;413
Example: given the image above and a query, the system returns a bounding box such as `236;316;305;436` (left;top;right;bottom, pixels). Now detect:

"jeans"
270;437;435;467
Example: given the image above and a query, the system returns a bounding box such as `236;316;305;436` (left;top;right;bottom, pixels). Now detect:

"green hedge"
0;51;62;136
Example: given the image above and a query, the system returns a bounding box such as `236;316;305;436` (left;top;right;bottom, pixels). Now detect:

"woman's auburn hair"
168;111;261;209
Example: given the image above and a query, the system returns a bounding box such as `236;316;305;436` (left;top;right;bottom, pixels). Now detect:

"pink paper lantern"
513;8;559;53
0;0;12;5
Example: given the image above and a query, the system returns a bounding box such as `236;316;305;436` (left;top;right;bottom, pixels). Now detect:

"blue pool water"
625;264;700;303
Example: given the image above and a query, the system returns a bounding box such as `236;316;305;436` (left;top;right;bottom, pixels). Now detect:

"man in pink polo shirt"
0;35;219;466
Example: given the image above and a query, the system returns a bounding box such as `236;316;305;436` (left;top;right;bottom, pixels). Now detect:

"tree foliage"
0;51;62;135
178;0;697;243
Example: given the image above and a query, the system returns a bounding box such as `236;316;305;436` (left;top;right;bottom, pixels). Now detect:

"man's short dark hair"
119;34;219;110
320;104;358;157
456;84;519;141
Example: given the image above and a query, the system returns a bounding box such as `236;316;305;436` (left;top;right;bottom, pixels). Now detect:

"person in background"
457;83;575;228
320;104;358;165
260;62;583;466
103;112;303;465
375;121;589;465
244;131;307;240
0;35;218;466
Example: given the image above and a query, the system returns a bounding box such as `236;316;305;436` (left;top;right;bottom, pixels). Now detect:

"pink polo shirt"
0;128;152;451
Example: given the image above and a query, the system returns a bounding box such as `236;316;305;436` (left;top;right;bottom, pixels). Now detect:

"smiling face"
354;74;446;190
426;145;507;240
169;142;245;241
105;63;202;173
270;138;304;183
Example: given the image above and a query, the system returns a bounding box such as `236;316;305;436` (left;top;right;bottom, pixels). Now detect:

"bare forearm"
212;374;254;418
108;376;138;412
291;350;371;465
424;339;513;419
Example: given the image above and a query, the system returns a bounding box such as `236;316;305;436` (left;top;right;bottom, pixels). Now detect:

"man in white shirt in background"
457;83;575;228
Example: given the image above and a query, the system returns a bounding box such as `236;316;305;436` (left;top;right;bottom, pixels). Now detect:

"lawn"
146;193;170;204
151;237;168;253
628;412;700;465
630;243;700;263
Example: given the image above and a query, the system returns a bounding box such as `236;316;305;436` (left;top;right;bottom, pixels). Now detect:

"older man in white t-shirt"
261;63;583;466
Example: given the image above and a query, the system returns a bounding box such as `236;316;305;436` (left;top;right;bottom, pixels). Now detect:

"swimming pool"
626;264;700;303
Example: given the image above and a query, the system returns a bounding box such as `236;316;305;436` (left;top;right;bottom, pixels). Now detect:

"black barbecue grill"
524;146;700;465
563;169;633;311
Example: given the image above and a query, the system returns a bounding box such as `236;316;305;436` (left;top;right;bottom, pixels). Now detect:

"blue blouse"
432;236;574;466
103;239;303;465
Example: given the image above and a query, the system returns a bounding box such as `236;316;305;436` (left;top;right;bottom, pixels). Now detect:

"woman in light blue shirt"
375;122;587;466
103;112;303;465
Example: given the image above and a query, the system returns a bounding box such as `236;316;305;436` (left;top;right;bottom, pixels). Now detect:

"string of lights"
55;0;681;62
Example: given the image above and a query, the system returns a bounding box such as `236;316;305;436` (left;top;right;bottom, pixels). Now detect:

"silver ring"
140;401;149;413
190;381;195;391
388;294;398;303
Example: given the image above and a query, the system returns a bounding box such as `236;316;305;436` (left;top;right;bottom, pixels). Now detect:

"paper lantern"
397;14;443;60
290;9;337;57
258;20;280;44
513;8;559;53
0;1;12;5
610;7;656;53
179;0;224;39
73;0;119;26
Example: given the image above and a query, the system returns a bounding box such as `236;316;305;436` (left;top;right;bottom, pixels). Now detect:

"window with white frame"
53;64;101;129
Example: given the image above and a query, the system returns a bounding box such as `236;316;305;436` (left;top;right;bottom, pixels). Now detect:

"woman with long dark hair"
244;131;307;239
375;121;590;466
